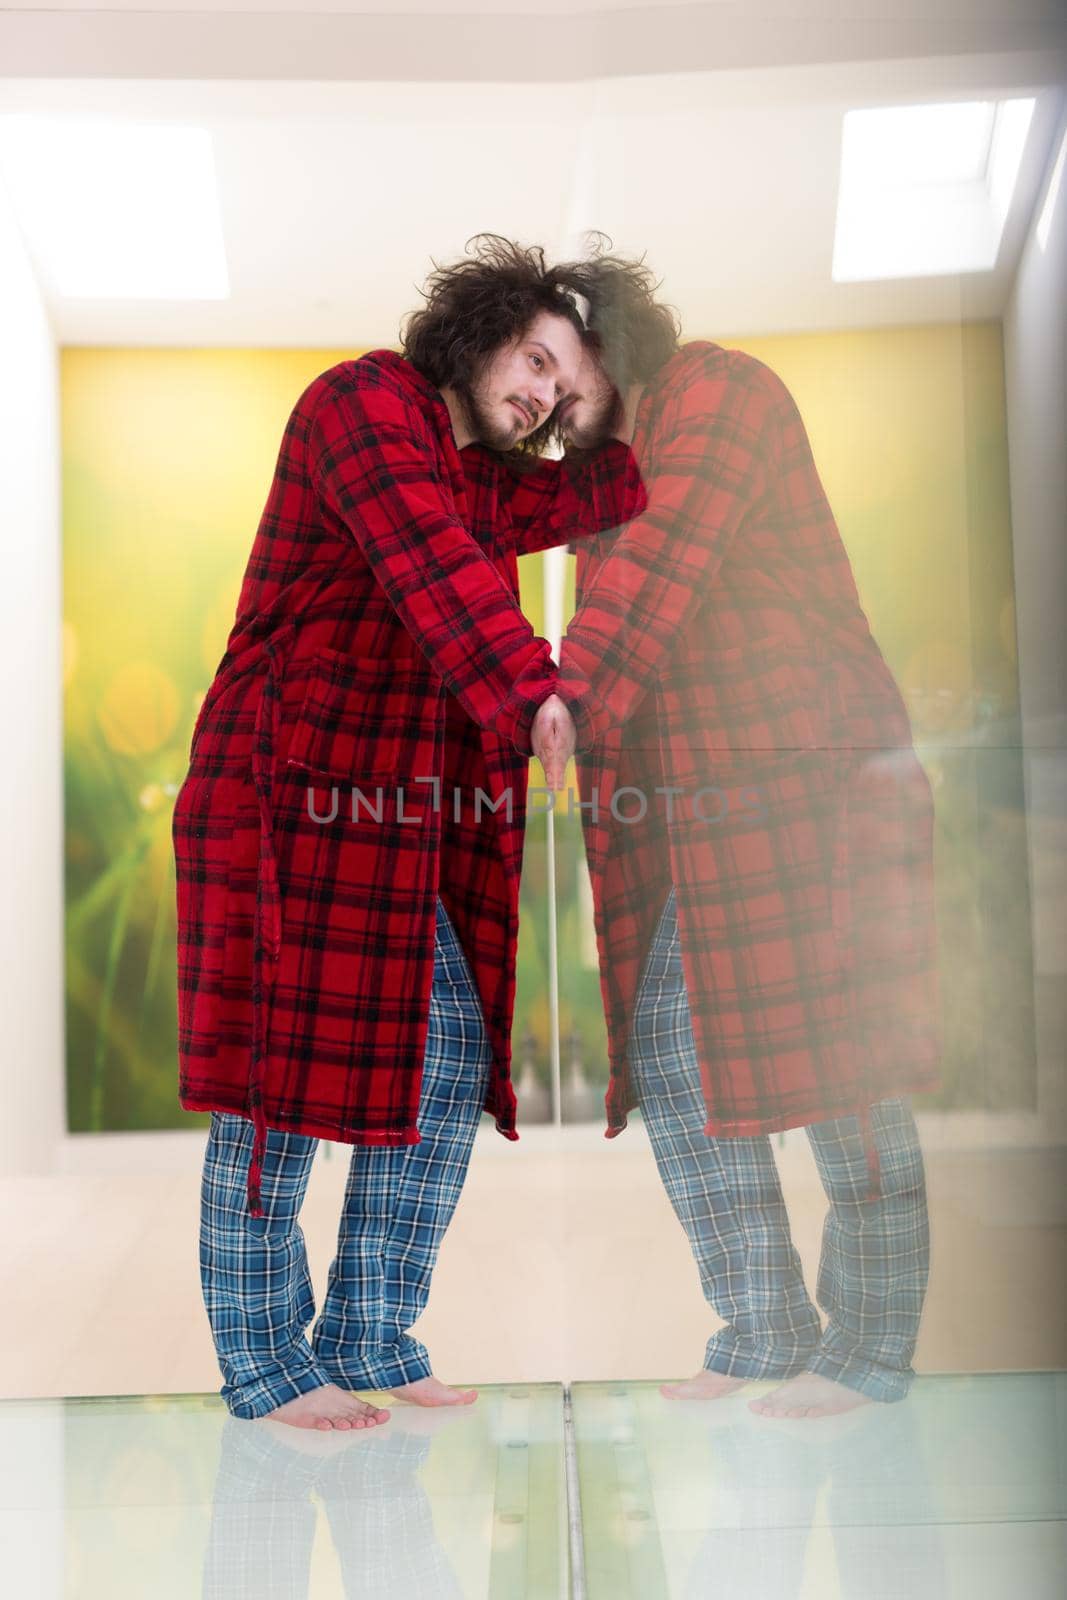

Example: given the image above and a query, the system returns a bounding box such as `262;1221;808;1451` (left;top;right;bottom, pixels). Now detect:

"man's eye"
530;354;544;370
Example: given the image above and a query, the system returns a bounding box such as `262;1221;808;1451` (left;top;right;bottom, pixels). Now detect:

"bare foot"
659;1371;749;1401
748;1372;873;1419
389;1375;477;1407
263;1382;390;1431
257;1418;373;1457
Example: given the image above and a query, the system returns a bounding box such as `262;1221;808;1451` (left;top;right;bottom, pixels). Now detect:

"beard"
456;380;525;453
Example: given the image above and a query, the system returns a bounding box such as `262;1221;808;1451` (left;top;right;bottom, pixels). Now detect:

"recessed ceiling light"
0;116;229;300
832;98;1036;282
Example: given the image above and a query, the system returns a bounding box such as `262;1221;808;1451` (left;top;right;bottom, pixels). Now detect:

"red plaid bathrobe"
173;350;643;1215
558;342;940;1177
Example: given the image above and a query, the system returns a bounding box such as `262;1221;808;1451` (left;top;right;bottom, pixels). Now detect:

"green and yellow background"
62;324;1033;1131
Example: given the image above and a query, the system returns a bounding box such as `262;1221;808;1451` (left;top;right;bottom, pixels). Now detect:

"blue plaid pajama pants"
630;886;931;1402
199;896;491;1419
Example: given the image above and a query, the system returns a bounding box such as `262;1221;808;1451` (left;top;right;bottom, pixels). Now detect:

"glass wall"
2;18;1064;1598
38;58;1066;1393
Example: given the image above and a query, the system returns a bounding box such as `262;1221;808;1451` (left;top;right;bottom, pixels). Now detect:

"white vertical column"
1002;109;1067;1139
545;120;604;1127
0;174;64;1177
543;545;566;1126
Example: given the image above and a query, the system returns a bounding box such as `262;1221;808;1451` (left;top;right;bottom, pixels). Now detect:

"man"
551;251;940;1418
173;238;644;1431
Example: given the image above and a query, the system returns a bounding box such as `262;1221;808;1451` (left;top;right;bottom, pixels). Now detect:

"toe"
753;1399;789;1417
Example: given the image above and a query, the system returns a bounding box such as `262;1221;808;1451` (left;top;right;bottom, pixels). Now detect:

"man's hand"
561;364;645;452
531;694;576;792
560;348;617;451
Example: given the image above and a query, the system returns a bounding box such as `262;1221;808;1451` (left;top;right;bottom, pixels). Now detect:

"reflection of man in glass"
552;249;941;1416
203;1412;465;1599
173;238;644;1431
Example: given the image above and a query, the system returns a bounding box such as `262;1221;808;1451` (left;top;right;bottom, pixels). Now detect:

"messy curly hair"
556;234;681;393
401;234;588;456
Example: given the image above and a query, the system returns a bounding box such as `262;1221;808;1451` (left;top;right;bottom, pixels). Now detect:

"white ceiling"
1;10;1065;346
4;1;1065;84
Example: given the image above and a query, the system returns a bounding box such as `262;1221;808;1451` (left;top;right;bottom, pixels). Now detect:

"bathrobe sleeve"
308;376;559;753
556;352;787;751
500;440;647;556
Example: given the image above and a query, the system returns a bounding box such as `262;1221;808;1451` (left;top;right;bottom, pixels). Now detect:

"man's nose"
530;377;556;414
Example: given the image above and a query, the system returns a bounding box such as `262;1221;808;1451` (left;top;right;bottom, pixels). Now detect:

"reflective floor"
1;1385;568;1599
573;1374;1067;1598
1;1375;1063;1598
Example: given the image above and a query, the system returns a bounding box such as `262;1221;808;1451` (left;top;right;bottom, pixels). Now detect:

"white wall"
0;176;64;1175
1002;102;1067;1134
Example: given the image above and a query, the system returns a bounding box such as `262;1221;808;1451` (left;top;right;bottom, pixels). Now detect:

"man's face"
557;345;620;450
465;309;584;450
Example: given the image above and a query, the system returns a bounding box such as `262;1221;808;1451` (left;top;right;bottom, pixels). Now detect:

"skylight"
0;117;230;300
832;98;1036;282
1036;126;1066;253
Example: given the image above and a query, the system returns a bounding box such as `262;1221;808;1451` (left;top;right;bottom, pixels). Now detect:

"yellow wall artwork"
61;326;1033;1131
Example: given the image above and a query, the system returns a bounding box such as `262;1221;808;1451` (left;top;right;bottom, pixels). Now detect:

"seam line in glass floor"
563;1383;587;1599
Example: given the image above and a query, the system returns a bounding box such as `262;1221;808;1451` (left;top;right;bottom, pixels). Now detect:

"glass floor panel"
0;1384;568;1599
571;1374;1067;1600
1;1375;1063;1597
